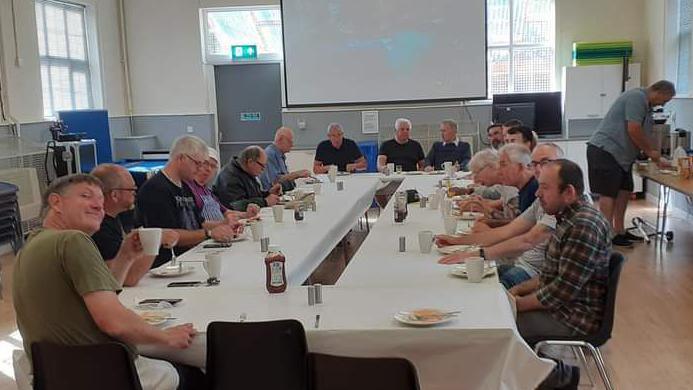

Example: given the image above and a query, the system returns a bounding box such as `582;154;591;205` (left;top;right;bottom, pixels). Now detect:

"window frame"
486;0;556;96
35;0;102;119
200;6;284;65
666;0;693;96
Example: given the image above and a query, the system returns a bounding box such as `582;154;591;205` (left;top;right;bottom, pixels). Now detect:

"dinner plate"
394;308;458;326
449;264;497;279
456;211;484;220
150;265;195;278
402;171;424;175
138;311;172;326
436;244;476;255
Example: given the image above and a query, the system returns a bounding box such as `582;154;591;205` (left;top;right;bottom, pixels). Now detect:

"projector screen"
281;0;487;107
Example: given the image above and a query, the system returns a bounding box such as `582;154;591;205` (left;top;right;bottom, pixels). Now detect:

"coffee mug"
204;252;223;280
418;230;434;253
328;165;338;183
249;220;263;241
138;228;162;255
313;182;322;195
443;215;458;235
466;257;485;283
272;205;284;222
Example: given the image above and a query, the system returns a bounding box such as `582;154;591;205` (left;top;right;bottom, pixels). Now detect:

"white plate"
394;309;458;326
450;264;496;278
403;171;424;175
436;245;475;255
456;211;484;220
138;311;172;326
150;265;195;278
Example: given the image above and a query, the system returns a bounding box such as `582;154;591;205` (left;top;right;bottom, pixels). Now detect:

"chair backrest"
31;342;142;390
206;319;308;390
308;352;420;390
589;251;626;346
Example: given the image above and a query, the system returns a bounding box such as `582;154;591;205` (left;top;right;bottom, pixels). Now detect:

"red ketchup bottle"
265;245;287;293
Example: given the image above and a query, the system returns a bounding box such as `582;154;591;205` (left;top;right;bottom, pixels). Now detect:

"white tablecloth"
121;173;554;390
129;175;380;290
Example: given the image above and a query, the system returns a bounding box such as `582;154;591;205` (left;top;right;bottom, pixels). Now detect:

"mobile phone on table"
203;242;232;249
167;281;202;288
138;298;183;305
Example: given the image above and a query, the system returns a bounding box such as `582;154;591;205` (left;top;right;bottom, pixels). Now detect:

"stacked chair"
0;181;23;300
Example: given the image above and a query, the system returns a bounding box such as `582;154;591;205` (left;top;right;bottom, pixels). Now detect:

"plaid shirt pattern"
536;200;611;335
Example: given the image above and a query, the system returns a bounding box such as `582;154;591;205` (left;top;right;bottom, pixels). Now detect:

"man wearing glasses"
214;145;282;211
91;164;180;286
436;143;564;289
136;135;239;268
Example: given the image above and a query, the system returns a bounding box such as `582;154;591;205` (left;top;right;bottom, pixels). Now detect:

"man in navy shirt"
499;143;538;213
424;120;472;171
314;123;367;173
377;118;425;172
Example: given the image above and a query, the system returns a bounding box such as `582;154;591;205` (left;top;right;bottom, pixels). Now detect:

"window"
487;0;555;96
676;0;692;94
202;7;283;64
35;0;94;118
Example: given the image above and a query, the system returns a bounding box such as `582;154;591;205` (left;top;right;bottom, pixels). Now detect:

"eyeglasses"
185;154;204;167
112;187;138;192
255;160;266;169
529;158;555;168
202;160;219;170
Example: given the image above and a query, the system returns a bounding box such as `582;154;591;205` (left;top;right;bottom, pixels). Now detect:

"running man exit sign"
231;45;258;60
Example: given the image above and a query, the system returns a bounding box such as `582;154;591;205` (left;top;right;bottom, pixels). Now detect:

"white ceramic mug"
249;220;263;241
443;215;458;235
418;230;434;253
328;165;338;183
313;182;322;195
466;257;485;283
204;252;223;280
429;193;440;210
386;163;395;175
138;228;162;255
272;205;284;222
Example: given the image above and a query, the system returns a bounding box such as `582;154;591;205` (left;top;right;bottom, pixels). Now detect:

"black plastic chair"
534;251;626;390
206;319;308;390
31;342;143;390
309;352;420;390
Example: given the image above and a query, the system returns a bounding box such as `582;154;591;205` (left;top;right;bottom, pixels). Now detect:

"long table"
120;173;553;390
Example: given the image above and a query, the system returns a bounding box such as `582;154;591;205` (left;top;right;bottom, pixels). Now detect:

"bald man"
260;127;310;192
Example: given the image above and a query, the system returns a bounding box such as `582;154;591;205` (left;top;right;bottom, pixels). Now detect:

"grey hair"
649;80;676;96
394;118;412;130
440;119;458;132
535;142;565;158
499;143;531;166
468;149;499;174
274;126;294;143
326;123;343;135
170;135;208;160
239;145;264;165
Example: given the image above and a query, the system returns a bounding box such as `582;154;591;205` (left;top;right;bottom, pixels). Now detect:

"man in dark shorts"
587;80;675;247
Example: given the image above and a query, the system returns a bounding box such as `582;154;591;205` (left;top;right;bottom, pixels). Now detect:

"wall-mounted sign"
232;45;258;60
240;112;262;121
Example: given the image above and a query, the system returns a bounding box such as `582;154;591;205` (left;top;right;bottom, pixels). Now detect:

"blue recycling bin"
357;140;379;173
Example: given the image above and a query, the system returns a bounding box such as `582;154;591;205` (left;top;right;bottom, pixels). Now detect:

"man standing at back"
377;118;425;172
260;127;311;192
587;80;675;247
13;174;198;389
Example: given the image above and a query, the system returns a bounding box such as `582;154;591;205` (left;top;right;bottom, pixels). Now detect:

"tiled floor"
0;201;692;389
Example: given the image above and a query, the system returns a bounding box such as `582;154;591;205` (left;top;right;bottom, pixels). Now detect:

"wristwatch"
479;247;486;260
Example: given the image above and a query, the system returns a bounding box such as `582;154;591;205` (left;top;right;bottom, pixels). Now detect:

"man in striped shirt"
510;159;611;389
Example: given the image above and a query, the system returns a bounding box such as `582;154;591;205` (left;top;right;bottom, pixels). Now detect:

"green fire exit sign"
231;45;258;60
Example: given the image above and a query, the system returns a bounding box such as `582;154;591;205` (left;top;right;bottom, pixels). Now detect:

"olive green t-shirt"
12;228;132;359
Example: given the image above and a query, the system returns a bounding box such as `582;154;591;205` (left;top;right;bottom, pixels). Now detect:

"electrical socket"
186;126;194;133
298;120;306;130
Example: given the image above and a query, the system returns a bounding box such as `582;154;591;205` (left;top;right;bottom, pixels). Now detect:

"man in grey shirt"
587;80;675;247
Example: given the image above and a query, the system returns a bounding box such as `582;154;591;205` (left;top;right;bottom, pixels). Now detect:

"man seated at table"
90;164;180;286
260;127;311;192
187;147;260;223
13;174;200;390
377;118;425;172
499;143;538;214
510;159;611;388
486;123;505;150
436;144;564;289
501;118;523;139
136;135;239;267
313;123;367;173
453;149;519;220
505;125;537;151
214;145;282;211
424;120;472;171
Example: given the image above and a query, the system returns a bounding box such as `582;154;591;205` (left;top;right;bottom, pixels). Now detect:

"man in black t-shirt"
91;164;180;286
135;135;239;267
313;123;367;173
377;118;425;172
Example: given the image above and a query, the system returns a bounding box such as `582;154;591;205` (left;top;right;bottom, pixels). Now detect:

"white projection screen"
281;0;487;107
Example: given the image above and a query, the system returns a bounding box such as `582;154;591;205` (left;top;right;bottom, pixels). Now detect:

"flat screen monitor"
492;92;562;137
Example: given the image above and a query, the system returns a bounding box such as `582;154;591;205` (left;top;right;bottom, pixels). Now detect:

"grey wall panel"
131;114;216;150
109;116;132;139
17;122;51;145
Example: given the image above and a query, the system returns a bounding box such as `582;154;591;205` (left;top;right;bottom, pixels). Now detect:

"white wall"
0;0;128;123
